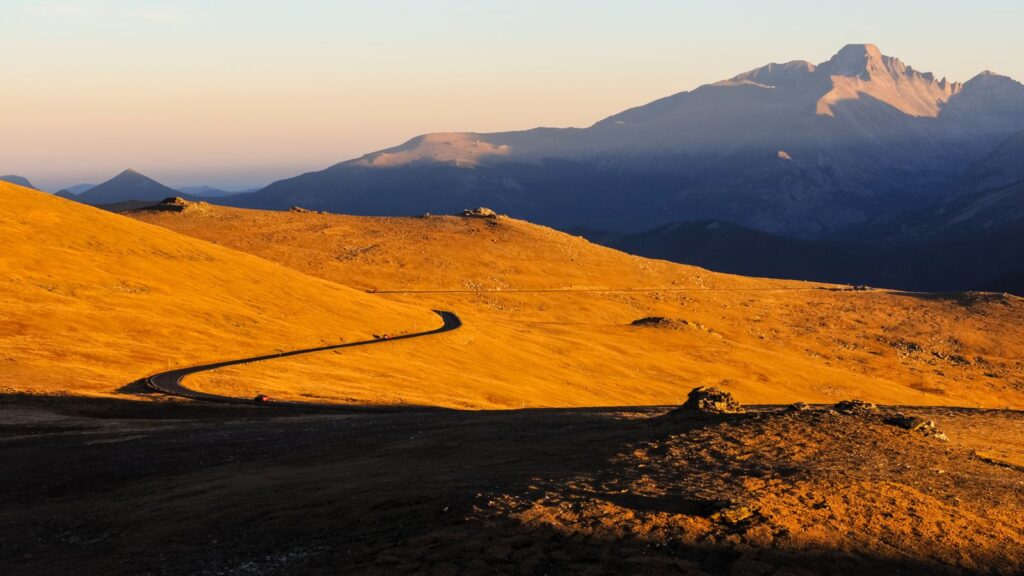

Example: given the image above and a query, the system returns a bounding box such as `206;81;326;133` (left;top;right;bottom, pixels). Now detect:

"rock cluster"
677;386;745;415
886;414;950;441
460;207;498;219
149;197;206;214
709;504;756;525
833;399;877;414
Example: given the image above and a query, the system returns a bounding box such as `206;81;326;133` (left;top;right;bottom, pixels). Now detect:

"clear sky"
2;0;1022;191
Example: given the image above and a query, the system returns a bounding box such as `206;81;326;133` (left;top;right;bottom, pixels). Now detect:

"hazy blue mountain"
1;175;36;190
178;185;241;198
222;44;1024;238
65;183;96;195
839;178;1024;291
589;178;1024;292
583;220;890;285
76;169;181;205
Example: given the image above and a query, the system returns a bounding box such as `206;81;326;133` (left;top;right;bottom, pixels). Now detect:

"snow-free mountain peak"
235;44;1024;237
76;169;181;205
815;44;962;117
823;44;886;78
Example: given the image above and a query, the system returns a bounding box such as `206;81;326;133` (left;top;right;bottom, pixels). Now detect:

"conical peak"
836;43;882;59
825;44;887;78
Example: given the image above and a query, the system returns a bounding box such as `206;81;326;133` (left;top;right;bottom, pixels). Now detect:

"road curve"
145;310;461;408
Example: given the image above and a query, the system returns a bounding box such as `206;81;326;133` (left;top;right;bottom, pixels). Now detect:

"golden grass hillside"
132;204;1024;410
0;183;438;398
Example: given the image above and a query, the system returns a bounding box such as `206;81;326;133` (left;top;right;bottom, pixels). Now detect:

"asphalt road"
145;310;461;407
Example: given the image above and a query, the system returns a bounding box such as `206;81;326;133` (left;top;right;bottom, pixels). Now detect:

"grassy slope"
0;182;438;398
132;205;1024;410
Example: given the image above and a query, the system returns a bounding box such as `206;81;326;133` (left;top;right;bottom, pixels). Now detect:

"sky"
2;0;1022;192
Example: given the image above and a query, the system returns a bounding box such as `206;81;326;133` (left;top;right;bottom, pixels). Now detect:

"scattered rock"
631;317;675;327
833;399;877;414
676;387;745;415
932;351;971;365
289;206;326;214
460;207;498;219
786;402;810;412
631;317;718;337
886;414;949;441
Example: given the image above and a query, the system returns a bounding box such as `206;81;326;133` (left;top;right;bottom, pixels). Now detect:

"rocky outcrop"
631;317;675;327
289;206;326;214
460;207;498;219
676;387;745;415
145;197;207;214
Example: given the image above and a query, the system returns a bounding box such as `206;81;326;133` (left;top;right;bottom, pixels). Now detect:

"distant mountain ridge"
580;220;889;285
589;177;1024;292
223;44;1024;237
178;185;241;198
62;183;96;195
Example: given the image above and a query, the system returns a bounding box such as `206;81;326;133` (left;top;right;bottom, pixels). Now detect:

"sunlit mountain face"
223;44;1024;238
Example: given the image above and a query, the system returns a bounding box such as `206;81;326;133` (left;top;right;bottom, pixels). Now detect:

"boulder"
677;386;745;415
833;399;877;414
631;317;674;327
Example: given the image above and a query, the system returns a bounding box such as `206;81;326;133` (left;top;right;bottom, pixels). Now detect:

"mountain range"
219;44;1024;239
21;44;1024;294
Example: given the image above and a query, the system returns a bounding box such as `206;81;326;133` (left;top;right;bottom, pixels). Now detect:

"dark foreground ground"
2;394;1022;575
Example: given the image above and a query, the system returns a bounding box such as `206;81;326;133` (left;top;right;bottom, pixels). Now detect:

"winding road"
143;285;892;407
145;310;461;407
